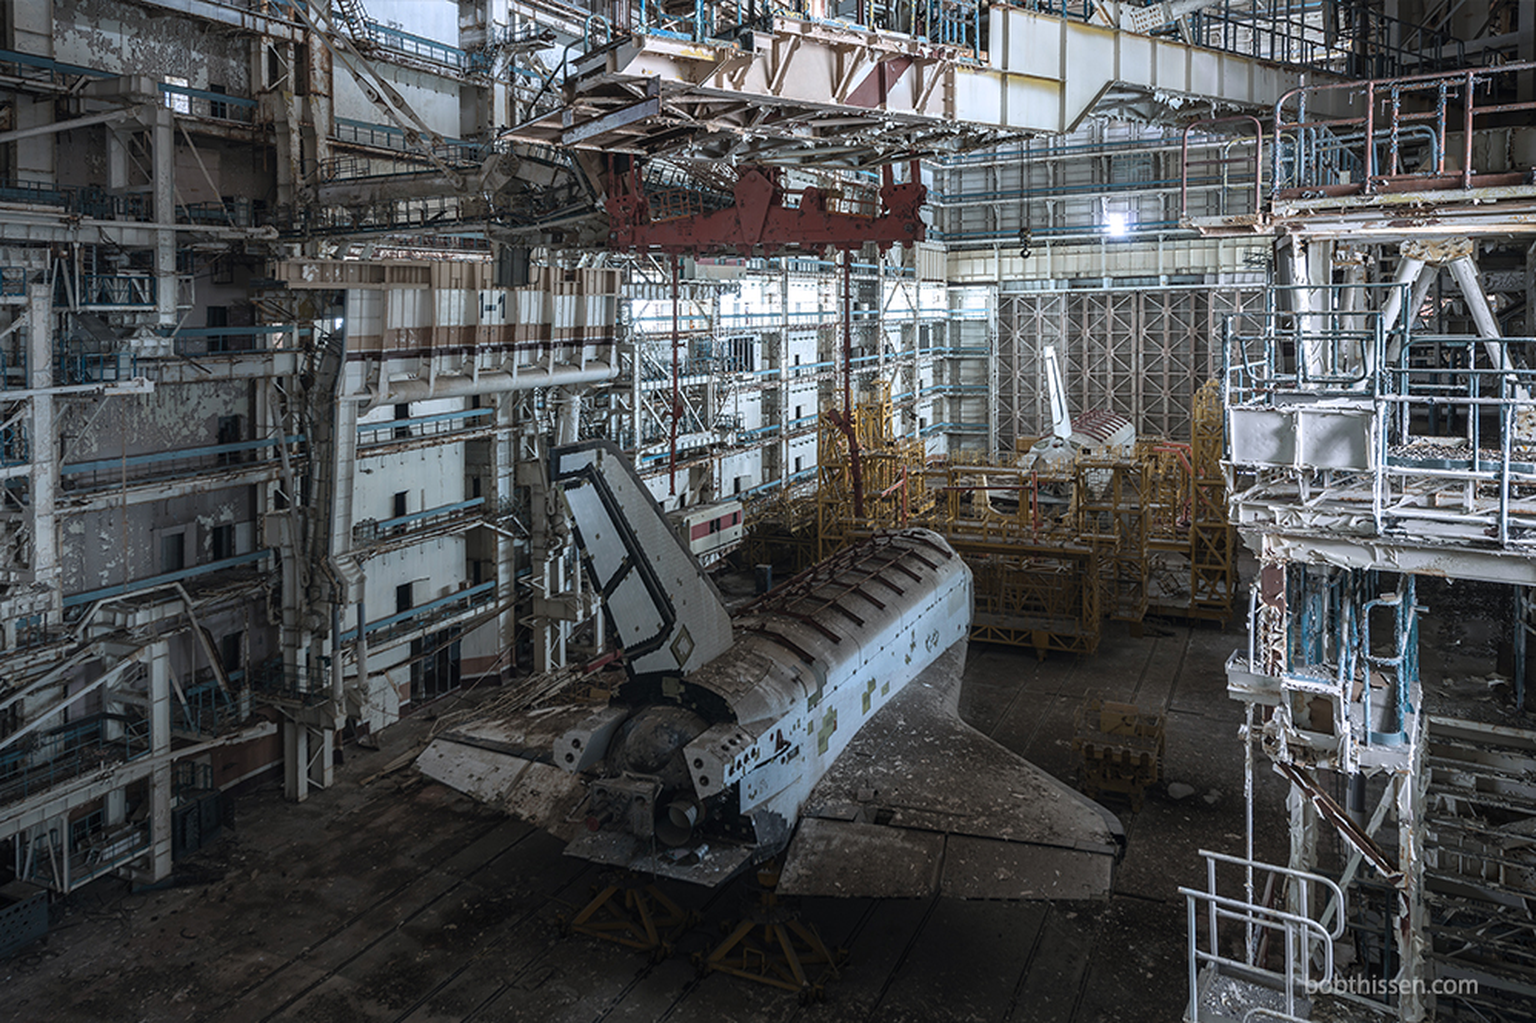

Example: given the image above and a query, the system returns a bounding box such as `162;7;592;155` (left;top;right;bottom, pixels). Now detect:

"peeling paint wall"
54;0;251;93
60;488;259;593
61;381;252;462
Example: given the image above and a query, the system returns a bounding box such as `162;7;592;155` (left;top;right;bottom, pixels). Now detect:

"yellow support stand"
694;866;846;1002
565;873;698;962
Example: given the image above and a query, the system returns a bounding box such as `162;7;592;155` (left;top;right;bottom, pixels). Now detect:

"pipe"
656;799;697;846
355;598;367;713
842;252;864;518
0;106;135;145
1462;70;1474;190
331;603;344;703
670;254;679;497
555;387;581;445
1448;254;1530;402
366;361;618;407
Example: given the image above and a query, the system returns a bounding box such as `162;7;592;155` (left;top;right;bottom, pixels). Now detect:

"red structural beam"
607;161;925;256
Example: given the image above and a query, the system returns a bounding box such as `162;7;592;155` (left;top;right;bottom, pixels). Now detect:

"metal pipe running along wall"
362;361;619;407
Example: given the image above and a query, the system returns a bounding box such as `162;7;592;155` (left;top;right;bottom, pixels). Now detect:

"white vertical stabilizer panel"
1043;344;1072;441
551;441;733;677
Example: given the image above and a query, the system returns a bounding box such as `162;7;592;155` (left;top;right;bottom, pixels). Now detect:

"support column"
526;423;570;674
105;125;131;192
1448;254;1525;388
1285;774;1319;917
152;106;177;327
308;27;333;181
284;719;310;802
356;596;368;712
987;276;1000;461
148;641;173;882
26;285;59;612
555;387;580;445
312;726;335;789
778;269;790;487
277;43;305;208
1395;717;1428;1021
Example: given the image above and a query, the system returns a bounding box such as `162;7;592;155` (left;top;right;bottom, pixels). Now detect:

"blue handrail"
63;549;276;608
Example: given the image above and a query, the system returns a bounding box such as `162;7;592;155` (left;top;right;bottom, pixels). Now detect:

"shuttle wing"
417;700;595;842
777;642;1124;900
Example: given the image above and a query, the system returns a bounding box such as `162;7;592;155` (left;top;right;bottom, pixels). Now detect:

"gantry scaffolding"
789;380;1227;656
1188;54;1536;1011
815;379;932;560
1143;381;1237;622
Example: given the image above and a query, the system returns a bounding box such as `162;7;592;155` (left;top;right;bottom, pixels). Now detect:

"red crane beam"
606;161;925;256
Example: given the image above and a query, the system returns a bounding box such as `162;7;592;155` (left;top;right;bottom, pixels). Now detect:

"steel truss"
996;287;1262;451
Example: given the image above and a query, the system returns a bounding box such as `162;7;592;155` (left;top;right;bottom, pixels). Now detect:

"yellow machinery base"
565;873;698;962
693;868;847;1002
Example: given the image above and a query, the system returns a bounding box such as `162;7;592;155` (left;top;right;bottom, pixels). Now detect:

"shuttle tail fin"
1043;344;1073;441
550;441;733;677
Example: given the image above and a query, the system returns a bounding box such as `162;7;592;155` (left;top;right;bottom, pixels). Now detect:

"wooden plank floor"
1;620;1292;1023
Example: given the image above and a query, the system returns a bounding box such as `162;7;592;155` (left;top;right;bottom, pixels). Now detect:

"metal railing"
0;348;25;391
1181;849;1344;1023
62;434;305;489
1223;289;1536;550
1380;335;1536;547
0;713;152;808
250;658;331;707
61;549;276;610
265;191;489;237
319;139;492;181
352;497;486;544
1;178;264;229
54;347;141;385
617;0;982;56
180;198;256;227
1180;117;1263;222
77;275;155;308
159;82;260;124
338;580;497;646
165;324;299;356
0;423;29;466
1187;1;1463;78
357;407;492;447
1223;284;1408;401
174;674;241;736
1274;62;1536;197
0;46;114;86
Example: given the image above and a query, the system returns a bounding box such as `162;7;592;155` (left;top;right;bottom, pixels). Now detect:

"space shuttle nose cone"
656;799;698;847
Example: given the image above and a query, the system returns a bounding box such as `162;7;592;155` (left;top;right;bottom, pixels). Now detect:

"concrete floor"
2;618;1292;1023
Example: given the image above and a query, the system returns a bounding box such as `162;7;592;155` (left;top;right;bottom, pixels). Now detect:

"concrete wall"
52;0;251;92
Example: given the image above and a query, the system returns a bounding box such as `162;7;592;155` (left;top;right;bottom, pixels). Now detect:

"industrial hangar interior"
1;1;1534;1021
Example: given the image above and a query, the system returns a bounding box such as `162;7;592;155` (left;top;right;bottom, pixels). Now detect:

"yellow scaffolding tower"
1140;381;1235;622
815;380;929;559
1188;380;1235;619
797;379;1230;654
